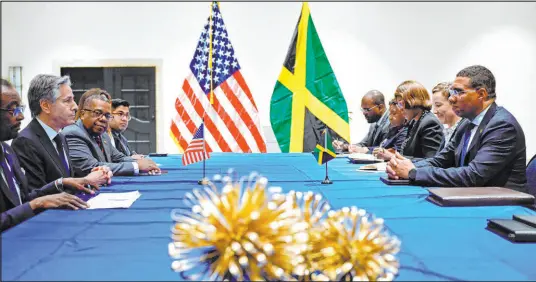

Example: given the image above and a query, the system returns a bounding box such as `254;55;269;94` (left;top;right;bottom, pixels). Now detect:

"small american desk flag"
182;123;210;166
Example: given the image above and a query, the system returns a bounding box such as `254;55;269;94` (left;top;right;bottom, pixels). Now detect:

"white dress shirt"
36;117;70;170
467;104;492;146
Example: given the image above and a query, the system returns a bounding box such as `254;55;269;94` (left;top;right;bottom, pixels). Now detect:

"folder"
379;176;411;186
487;215;536;242
426;187;535;207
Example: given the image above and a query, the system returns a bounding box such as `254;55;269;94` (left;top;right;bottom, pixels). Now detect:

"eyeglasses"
448;88;478;97
112;112;132;121
389;101;404;109
0;105;26;117
361;104;380;113
82;109;113;120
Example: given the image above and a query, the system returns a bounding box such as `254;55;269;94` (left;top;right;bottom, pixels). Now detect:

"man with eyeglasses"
63;88;160;176
107;99;143;159
333;90;390;153
1;78;100;231
11;74;113;191
387;65;527;192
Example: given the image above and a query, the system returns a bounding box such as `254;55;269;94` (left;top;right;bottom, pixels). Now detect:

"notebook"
487;216;536;242
379;176;411;186
427;187;535;207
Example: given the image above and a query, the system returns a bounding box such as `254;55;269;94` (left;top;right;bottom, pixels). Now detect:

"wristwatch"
55;178;64;192
408;168;417;181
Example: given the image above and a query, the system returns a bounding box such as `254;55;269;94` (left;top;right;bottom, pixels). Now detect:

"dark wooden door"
61;67;157;154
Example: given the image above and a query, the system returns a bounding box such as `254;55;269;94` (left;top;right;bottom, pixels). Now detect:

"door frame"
53;59;163;152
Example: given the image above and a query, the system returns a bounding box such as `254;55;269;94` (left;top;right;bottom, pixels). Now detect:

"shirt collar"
471;104;492;127
36;117;59;141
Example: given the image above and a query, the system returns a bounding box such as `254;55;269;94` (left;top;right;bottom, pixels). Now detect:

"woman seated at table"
375;80;444;160
431;81;463;150
371;98;408;156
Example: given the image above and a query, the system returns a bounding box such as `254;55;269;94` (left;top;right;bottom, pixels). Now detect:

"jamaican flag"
270;2;350;153
313;130;336;165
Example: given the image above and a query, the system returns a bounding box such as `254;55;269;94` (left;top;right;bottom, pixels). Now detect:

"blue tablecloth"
2;153;536;281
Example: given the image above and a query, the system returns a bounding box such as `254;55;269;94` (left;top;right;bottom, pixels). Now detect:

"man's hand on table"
386;152;415;180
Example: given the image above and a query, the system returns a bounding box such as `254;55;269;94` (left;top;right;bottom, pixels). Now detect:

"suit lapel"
0;143;23;206
466;103;497;159
372;113;387;145
120;134;131;156
102;133;112;162
31;119;65;175
9;149;29;202
0;174;18;206
77;120;107;162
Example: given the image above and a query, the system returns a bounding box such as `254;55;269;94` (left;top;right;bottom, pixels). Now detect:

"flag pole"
198;117;209;185
198;2;215;186
321;129;333;185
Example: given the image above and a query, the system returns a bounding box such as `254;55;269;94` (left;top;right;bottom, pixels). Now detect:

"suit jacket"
63;120;136;176
1;142;58;232
377;126;408;151
11;118;77;191
357;111;390;148
111;130;133;156
401;111;444;158
414;103;527;192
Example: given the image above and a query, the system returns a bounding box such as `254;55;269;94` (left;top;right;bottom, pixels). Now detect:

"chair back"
528;155;536;196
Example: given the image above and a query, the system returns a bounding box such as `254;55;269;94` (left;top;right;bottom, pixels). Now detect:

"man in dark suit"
108;99;144;159
387;65;527;191
1;79;94;232
11;74;112;191
333;90;390;153
63;89;160;176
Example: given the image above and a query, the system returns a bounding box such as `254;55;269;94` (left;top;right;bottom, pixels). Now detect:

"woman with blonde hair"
432;82;462;149
376;80;444;160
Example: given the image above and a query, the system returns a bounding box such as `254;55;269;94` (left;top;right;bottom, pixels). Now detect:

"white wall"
2;2;536;160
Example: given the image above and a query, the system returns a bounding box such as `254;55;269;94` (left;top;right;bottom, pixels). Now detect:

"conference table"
2;153;536;281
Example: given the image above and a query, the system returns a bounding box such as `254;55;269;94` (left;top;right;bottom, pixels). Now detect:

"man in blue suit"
387;65;527;192
1;79;94;232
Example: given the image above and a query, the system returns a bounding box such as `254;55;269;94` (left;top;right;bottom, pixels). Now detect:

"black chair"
528;154;536;197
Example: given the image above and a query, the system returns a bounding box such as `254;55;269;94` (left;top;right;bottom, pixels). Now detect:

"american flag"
170;2;267;153
182;123;210;166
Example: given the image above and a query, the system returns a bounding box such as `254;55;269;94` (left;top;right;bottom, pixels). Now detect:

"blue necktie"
459;123;476;166
0;147;22;205
53;135;71;176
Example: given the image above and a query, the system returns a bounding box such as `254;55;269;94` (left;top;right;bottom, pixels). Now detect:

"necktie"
371;123;380;144
459;123;476;166
0;148;22;205
53;135;71;176
94;135;106;156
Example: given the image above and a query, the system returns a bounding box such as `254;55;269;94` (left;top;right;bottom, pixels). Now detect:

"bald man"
333;90;390;153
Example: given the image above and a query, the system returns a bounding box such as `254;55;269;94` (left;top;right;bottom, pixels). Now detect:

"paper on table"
357;162;388;173
348;153;380;161
87;191;141;209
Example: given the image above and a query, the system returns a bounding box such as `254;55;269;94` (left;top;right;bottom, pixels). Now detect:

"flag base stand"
198;177;209;185
321;176;333;185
